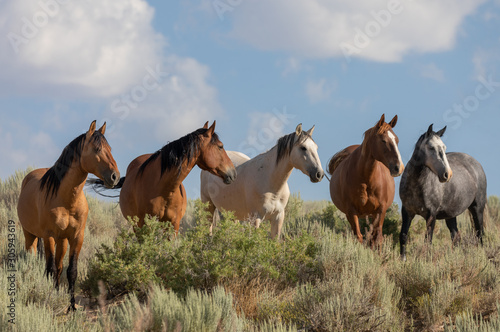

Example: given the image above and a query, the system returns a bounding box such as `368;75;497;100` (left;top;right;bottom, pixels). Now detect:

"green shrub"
83;200;322;300
81;215;176;298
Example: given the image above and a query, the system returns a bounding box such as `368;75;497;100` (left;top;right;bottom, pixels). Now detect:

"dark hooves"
67;302;77;313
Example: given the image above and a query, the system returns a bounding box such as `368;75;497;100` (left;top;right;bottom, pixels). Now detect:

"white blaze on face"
428;135;451;172
387;130;403;168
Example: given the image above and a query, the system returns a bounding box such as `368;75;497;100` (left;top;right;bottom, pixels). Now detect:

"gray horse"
399;124;487;260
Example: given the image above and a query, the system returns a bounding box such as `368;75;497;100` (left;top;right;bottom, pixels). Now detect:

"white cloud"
225;0;486;62
420;63;445;82
104;55;223;142
0;0;224;161
305;78;336;103
1;0;165;97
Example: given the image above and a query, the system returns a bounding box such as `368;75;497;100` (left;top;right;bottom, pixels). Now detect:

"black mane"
276;131;311;164
40;132;109;199
138;128;219;177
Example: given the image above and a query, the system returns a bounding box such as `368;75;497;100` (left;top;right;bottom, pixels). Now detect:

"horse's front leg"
67;234;84;311
346;213;363;244
399;205;415;261
370;211;386;249
425;215;437;244
445;217;461;246
270;210;285;240
55;238;68;288
201;192;217;235
43;237;56;282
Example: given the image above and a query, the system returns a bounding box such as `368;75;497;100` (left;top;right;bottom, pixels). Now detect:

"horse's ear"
295;124;303;136
426;124;434;136
203;121;209;129
305;125;315;136
377;114;385;127
388;115;398;128
436;126;447;137
97;122;106;135
87;120;97;139
205;121;216;137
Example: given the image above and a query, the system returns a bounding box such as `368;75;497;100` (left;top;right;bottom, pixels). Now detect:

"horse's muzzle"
223;168;237;185
438;169;453;183
103;171;121;188
309;169;324;183
390;163;404;177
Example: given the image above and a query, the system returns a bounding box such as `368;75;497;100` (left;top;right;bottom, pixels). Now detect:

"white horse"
200;124;324;238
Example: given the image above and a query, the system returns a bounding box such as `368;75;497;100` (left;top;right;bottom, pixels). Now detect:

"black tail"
86;177;125;198
37;237;44;259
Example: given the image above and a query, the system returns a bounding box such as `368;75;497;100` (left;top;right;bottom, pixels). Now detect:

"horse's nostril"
316;172;323;180
444;172;449;179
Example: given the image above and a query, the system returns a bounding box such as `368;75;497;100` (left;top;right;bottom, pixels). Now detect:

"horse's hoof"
400;254;407;262
67;304;77;313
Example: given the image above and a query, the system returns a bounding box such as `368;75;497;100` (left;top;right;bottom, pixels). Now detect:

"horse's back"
327;145;359;175
200;160;249;220
227;151;250;167
447;152;487;203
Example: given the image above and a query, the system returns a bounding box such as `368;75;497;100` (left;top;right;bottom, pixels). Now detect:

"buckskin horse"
17;121;120;310
116;121;236;232
328;114;404;248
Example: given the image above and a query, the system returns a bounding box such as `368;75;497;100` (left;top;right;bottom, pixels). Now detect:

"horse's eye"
219;145;224;150
301;146;307;151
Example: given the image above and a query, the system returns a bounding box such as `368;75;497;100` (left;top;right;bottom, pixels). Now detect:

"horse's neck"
407;151;426;175
358;141;378;175
57;164;88;205
260;146;294;191
158;153;198;192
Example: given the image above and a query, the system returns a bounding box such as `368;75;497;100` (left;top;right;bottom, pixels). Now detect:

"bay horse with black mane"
399;124;487;260
115;121;236;232
328;114;404;248
17;121;120;311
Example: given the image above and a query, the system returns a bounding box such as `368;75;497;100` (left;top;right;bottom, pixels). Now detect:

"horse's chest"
48;206;87;235
262;194;286;215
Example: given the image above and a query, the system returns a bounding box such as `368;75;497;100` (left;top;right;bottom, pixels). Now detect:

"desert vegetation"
1;168;500;331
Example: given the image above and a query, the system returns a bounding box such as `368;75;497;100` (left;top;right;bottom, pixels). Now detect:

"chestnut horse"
117;121;236;232
328;114;404;248
17;121;120;310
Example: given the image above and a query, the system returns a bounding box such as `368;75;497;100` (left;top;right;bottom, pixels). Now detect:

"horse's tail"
86;177;125;198
327;147;352;175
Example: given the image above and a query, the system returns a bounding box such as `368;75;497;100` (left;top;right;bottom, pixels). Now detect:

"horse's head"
366;114;404;177
196;121;236;185
287;124;324;183
80;121;120;188
415;124;452;183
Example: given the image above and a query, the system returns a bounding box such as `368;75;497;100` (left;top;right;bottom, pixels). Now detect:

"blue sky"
1;0;500;204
